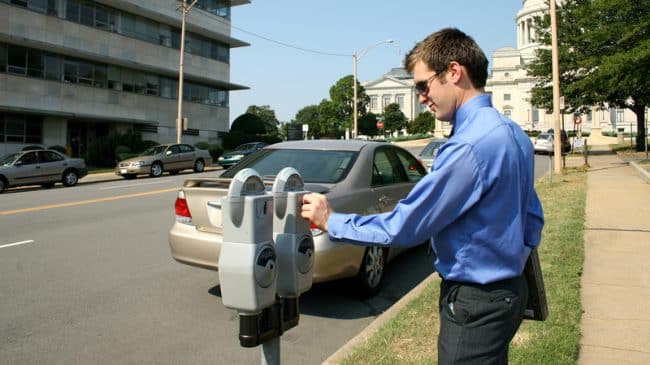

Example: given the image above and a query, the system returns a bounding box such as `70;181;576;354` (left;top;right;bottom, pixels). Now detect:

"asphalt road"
0;171;433;365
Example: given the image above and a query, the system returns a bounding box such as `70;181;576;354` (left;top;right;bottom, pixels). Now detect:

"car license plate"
120;168;127;174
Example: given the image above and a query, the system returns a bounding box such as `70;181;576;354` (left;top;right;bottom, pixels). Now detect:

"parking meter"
219;168;277;314
272;167;314;298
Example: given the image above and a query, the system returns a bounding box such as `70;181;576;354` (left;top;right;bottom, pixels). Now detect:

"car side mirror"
14;160;23;166
166;150;172;155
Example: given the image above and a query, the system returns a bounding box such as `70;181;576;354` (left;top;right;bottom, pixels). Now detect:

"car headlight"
130;161;145;167
231;154;245;160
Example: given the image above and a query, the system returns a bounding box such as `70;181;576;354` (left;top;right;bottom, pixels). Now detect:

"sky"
228;1;524;124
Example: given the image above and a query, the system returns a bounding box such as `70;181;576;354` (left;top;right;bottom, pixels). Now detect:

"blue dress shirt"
328;94;544;284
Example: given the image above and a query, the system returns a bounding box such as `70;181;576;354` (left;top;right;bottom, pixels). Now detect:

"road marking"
0;188;179;216
99;180;171;190
0;240;35;249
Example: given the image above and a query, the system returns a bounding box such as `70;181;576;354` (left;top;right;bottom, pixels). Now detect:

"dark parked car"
216;142;267;168
0;149;87;193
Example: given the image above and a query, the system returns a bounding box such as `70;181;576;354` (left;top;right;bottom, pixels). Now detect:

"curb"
629;160;650;184
322;272;439;365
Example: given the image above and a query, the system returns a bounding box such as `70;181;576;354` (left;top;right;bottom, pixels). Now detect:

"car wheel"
193;159;205;173
356;246;386;297
150;162;163;177
0;177;6;193
62;170;79;187
41;182;56;189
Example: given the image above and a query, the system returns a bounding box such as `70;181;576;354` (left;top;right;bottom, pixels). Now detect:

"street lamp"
353;39;394;139
176;0;198;144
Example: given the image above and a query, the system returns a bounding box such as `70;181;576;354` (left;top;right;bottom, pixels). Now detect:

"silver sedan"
169;140;428;297
0;149;87;193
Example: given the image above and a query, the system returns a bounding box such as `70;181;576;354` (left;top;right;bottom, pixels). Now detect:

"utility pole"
550;0;562;174
176;0;198;144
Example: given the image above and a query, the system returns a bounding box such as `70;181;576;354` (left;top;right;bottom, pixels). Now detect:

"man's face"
412;60;456;122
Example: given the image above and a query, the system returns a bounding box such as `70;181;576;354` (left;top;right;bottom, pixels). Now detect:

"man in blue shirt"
301;28;544;364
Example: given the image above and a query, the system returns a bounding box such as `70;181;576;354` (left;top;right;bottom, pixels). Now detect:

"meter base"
238;297;301;348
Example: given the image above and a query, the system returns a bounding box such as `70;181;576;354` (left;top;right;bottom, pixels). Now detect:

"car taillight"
175;190;192;224
310;222;323;237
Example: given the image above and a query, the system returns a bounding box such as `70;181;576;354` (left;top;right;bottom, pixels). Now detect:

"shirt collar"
453;94;492;131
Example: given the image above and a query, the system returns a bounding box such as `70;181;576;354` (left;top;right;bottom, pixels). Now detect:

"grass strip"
342;169;587;365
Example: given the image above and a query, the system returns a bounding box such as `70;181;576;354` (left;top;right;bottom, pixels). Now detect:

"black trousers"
438;275;528;365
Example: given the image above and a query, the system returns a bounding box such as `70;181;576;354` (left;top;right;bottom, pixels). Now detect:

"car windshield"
538;134;552;141
0;153;20;166
235;143;257;151
222;149;358;184
140;145;167;156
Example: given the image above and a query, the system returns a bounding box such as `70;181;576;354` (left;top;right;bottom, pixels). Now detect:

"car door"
37;150;66;182
368;146;418;214
178;144;196;170
11;152;41;185
163;144;182;171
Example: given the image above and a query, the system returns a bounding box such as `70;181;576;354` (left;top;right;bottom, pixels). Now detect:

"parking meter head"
272;167;314;297
219;168;277;313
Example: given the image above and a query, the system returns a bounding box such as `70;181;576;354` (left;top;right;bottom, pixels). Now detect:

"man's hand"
301;193;332;231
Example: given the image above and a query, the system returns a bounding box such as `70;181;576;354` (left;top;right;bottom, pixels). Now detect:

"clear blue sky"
229;1;523;124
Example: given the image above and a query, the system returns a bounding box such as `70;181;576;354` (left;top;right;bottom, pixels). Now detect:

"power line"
231;25;350;57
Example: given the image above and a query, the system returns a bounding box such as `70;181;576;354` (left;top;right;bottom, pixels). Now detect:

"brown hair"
404;28;488;88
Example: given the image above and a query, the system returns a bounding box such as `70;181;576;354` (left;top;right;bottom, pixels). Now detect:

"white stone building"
0;0;249;156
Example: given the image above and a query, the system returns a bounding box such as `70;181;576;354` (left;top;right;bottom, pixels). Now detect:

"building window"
504;93;511;101
0;113;42;144
382;95;391;110
504;109;512;117
532;108;539;123
0;42;227;107
396;94;405;109
370;96;378;111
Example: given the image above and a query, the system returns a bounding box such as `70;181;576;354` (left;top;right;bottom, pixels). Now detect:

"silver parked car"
115;143;212;179
416;138;448;171
168;140;428;296
0;149;87;193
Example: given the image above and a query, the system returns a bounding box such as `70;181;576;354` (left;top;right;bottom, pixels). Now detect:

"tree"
526;0;649;150
294;105;322;139
231;113;266;135
246;105;280;137
358;113;379;136
382;103;408;134
408;112;436;135
318;99;344;139
329;75;370;132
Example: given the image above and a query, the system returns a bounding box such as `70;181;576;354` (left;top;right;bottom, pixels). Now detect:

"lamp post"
176;0;198;144
352;39;393;139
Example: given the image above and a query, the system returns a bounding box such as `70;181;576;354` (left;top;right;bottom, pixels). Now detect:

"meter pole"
262;337;280;365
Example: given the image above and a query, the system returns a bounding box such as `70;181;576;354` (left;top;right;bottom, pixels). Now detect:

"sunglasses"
414;72;443;95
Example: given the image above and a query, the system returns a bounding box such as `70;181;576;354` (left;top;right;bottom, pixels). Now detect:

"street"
0;171;433;365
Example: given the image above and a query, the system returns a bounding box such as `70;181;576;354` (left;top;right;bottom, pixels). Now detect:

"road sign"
376;120;384;129
559;96;565;110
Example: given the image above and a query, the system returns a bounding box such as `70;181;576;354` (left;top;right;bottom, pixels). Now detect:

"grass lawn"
341;169;587;365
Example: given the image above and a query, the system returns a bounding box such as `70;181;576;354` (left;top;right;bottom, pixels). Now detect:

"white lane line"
99;180;171;190
0;240;35;249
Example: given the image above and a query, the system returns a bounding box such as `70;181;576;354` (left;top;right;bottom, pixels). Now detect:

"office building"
0;0;249;156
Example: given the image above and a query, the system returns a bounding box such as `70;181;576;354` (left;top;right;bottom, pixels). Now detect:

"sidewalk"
579;145;650;364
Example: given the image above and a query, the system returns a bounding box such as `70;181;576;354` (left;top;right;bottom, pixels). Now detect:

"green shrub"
22;145;43;151
194;141;210;150
85;129;146;167
208;144;224;160
47;145;67;154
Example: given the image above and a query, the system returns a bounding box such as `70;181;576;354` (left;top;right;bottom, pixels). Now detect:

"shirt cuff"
327;212;351;239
